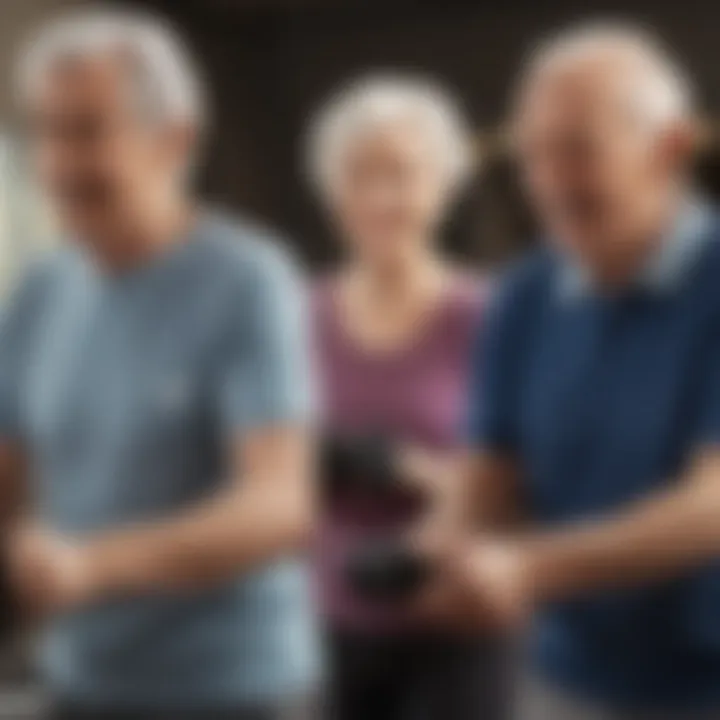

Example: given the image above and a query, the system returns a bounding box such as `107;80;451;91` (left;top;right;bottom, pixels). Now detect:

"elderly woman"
307;76;506;720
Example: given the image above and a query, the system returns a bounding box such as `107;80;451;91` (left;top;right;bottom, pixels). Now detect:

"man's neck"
590;192;686;289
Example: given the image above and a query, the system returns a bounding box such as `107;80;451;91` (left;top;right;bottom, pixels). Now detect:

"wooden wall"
120;1;720;266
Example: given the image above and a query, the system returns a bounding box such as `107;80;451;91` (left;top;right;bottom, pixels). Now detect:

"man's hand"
457;538;533;628
8;524;102;616
411;530;533;632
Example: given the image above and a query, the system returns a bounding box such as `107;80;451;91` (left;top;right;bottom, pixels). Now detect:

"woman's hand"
396;445;457;496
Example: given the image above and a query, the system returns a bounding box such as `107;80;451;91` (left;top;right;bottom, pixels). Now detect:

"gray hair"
522;21;694;129
307;74;475;197
16;7;207;131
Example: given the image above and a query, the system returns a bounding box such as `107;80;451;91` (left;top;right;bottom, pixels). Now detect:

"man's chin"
59;211;118;244
553;228;610;263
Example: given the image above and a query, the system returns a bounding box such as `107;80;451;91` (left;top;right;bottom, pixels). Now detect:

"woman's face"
328;121;450;265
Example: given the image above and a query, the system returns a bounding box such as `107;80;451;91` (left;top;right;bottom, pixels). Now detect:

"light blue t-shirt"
0;210;320;706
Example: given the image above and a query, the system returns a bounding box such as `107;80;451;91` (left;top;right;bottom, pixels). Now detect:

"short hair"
521;21;695;128
16;6;207;131
306;73;475;197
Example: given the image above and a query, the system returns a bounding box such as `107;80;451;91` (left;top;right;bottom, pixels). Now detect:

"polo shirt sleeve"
467;270;529;454
213;244;316;433
0;266;47;439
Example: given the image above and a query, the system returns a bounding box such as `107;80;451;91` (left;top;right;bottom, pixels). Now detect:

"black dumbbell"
321;434;399;498
344;537;433;603
0;544;19;644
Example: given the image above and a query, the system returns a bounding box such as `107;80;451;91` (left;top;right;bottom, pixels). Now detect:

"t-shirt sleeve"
466;271;528;453
0;267;47;439
213;245;316;433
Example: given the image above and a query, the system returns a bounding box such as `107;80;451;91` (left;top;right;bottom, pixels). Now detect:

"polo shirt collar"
556;196;714;302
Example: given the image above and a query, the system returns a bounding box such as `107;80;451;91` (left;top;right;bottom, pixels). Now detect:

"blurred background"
1;0;720;714
4;1;720;286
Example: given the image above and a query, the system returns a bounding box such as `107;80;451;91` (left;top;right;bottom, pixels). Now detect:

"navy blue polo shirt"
470;204;720;709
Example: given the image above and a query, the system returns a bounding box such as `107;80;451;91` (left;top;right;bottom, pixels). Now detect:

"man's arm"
20;240;317;610
438;447;720;630
400;446;522;534
418;262;720;623
462;267;532;532
12;426;313;609
0;268;44;525
0;269;45;615
455;313;720;624
75;426;313;595
464;450;523;530
498;448;720;603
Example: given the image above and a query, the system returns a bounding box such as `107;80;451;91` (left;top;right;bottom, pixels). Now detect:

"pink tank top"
312;275;486;633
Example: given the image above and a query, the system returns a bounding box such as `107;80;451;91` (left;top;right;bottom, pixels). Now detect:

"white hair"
524;22;694;128
307;74;474;197
16;7;207;130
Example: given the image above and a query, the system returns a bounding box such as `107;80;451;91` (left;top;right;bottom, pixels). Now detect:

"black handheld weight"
345;538;433;603
0;543;17;643
321;434;432;602
321;434;399;497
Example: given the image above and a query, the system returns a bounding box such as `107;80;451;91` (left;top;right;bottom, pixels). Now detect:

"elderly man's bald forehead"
515;52;645;126
532;35;662;84
513;26;693;130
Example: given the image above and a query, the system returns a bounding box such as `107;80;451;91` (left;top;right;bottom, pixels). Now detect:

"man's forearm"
82;478;312;596
520;471;720;601
471;451;525;530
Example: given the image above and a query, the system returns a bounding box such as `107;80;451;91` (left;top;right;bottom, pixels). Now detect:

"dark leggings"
326;628;511;720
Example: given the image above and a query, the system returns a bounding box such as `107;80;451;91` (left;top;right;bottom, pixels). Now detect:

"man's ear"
165;122;200;178
662;118;701;173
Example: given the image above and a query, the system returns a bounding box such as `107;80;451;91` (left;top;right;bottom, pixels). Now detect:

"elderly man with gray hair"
415;22;720;720
0;7;319;720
